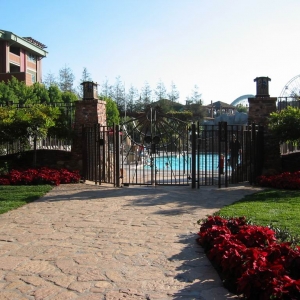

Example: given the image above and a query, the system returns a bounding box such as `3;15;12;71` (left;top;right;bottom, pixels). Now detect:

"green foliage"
48;108;74;139
62;91;78;104
166;110;193;122
48;85;63;104
185;104;204;121
0;76;77;106
59;66;75;93
7;77;35;105
0;80;18;105
268;106;300;144
31;82;50;104
154;99;185;113
102;96;120;126
0;161;9;175
236;104;248;113
0;105;60;142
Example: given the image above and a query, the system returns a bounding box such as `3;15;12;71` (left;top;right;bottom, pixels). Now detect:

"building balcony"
0;72;35;85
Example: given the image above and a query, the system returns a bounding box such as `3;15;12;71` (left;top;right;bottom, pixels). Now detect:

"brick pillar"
248;77;281;172
71;82;106;167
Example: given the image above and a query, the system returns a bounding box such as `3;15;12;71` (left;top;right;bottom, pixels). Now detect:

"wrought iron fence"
0;102;75;156
277;97;300;111
0;136;72;156
193;122;263;187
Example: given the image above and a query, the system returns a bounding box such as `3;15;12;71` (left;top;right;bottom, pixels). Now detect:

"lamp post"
81;81;98;100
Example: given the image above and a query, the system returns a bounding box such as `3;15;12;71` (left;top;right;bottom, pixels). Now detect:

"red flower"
0;167;81;186
198;216;300;299
257;171;300;189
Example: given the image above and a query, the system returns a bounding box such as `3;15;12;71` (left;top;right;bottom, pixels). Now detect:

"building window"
10;46;20;56
10;63;20;73
27;70;36;83
27;52;36;62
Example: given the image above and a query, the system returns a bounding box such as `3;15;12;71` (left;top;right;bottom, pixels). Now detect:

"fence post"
115;125;120;187
218;122;227;188
248;77;281;174
82;125;87;182
191;123;196;189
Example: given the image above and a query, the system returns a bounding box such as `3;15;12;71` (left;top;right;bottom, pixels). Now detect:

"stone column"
248;77;281;172
71;82;106;168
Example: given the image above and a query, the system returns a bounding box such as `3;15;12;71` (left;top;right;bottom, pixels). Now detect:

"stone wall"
71;99;106;166
248;97;277;125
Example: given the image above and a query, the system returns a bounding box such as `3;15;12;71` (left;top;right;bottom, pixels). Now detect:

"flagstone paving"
0;182;263;299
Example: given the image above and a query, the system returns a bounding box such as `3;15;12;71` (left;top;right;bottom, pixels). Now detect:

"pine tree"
58;66;75;93
77;67;92;98
141;82;152;108
168;81;180;102
155;79;167;101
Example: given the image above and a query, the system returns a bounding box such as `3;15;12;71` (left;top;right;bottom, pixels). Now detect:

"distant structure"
231;94;255;106
202;100;248;125
203;101;236;117
0;29;48;85
279;74;300;98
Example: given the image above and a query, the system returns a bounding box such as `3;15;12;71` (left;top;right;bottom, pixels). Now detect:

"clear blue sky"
2;0;300;105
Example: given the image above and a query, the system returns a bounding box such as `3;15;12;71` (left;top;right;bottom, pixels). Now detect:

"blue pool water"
145;154;223;171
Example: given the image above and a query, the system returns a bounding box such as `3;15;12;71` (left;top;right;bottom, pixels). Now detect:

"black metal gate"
190;122;264;188
82;116;264;188
119;106;190;186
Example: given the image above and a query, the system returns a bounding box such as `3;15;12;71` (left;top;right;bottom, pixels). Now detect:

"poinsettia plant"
257;171;300;189
198;216;300;299
0;167;80;186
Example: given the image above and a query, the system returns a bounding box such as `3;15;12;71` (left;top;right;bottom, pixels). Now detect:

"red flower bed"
0;167;81;186
198;216;300;299
257;171;300;189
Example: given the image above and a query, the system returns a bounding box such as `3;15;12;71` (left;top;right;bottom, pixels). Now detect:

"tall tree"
61;91;78;104
48;85;63;104
141;82;152;108
58;66;75;93
168;81;180;102
134;95;144;112
112;76;125;112
102;96;120;126
126;85;138;114
100;77;113;98
43;72;57;88
80;67;92;82
155;79;167;101
190;85;202;104
7;76;34;105
77;67;92;98
31;82;50;104
0;80;18;105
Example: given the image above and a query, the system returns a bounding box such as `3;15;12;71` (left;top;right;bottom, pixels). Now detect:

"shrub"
198;216;300;299
0;167;80;186
257;171;300;189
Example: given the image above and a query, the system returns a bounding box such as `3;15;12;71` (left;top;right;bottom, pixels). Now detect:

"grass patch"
216;189;300;239
0;185;53;214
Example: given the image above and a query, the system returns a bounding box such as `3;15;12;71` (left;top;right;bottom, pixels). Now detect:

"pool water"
145;154;224;171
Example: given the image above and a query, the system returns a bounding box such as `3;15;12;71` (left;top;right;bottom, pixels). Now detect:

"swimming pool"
144;153;223;171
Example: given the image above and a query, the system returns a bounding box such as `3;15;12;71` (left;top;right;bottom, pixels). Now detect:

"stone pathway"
0;183;263;300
